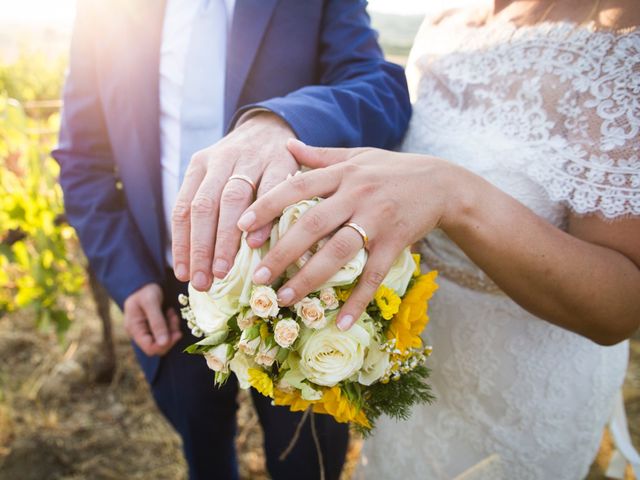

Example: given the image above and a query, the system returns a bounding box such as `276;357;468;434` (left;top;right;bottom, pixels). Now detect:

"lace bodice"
404;17;640;222
360;16;636;480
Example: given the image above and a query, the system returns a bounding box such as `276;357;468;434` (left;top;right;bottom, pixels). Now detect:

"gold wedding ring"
344;222;369;250
227;174;257;192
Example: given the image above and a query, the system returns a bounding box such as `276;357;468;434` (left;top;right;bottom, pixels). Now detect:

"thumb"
286;138;360;168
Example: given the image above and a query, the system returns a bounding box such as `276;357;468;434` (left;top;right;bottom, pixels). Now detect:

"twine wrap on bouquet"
279;408;326;480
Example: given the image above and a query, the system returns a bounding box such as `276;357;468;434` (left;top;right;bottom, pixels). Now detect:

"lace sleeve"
529;31;640;219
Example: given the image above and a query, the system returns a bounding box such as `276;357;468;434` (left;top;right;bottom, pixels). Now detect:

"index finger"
237;167;340;233
172;154;207;281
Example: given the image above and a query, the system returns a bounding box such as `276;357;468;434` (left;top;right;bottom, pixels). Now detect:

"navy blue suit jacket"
54;0;411;312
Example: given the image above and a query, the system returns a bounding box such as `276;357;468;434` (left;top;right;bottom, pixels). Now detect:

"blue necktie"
179;0;228;185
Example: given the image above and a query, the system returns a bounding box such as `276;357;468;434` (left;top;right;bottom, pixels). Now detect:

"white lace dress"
360;14;639;480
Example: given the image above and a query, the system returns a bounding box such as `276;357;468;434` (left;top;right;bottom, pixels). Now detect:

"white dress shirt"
159;0;235;265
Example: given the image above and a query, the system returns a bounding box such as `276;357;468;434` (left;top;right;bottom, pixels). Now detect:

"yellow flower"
374;285;401;320
312;386;370;429
273;389;313;412
259;322;270;340
412;253;421;277
387;271;438;352
248;368;274;398
335;284;355;302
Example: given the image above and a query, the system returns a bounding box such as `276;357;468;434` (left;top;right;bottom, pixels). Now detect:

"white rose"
298;314;371;387
278;199;367;289
229;353;255;389
238;329;261;356
383;247;415;296
249;285;280;318
278;199;318;242
294;297;327;329
187;283;234;336
204;343;233;373
318;288;339;310
209;234;263;308
237;309;258;331
317;246;367;290
274;319;300;348
255;342;279;367
358;342;390;386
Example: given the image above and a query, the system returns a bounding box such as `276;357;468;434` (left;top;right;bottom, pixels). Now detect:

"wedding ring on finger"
344;222;370;250
227;174;257;193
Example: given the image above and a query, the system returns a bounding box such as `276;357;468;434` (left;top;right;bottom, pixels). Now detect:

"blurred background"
0;1;637;479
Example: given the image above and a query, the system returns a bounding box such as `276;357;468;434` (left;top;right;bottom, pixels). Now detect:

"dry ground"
0;296;637;480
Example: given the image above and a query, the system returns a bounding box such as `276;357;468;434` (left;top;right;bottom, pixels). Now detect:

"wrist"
438;163;485;234
236;111;295;138
124;282;162;308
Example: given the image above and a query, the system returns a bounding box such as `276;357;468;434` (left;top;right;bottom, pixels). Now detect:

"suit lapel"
224;0;279;126
126;0;167;268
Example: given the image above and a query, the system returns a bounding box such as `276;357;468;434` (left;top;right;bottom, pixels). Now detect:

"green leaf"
195;330;228;346
276;347;289;364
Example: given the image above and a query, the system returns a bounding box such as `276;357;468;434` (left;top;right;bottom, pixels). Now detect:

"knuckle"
342;162;361;175
172;201;191;224
349;294;369;313
293;273;313;294
190;150;207;167
258;196;278;216
267;246;287;266
354;182;378;198
379;198;400;218
221;183;250;204
215;228;237;248
190;244;213;262
329;236;354;260
287;173;307;193
394;217;409;232
141;296;156;309
364;269;385;289
258;180;280;194
172;241;189;257
191;195;217;216
300;212;326;235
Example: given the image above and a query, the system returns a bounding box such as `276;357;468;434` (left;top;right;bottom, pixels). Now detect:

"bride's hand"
237;139;472;330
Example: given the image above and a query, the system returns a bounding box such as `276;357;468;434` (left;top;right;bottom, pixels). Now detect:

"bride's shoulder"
592;0;640;32
417;3;490;31
407;4;489;66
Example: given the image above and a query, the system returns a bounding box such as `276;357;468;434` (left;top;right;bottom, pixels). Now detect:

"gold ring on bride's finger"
344;222;369;250
227;174;256;192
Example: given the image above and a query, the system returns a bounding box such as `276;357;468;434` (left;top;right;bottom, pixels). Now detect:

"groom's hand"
123;283;182;356
171;112;297;291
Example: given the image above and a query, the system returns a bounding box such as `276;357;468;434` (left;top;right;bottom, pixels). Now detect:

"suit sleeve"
52;1;163;309
230;0;412;149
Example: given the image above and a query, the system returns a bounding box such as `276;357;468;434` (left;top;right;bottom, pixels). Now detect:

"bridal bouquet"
179;199;438;434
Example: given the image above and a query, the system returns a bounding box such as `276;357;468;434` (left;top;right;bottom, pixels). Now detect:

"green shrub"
0;90;85;336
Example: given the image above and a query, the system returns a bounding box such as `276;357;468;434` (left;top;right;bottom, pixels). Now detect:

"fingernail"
193;271;208;290
237;211;256;231
253;266;271;284
175;264;187;280
337;315;353;331
277;287;295;305
213;258;229;275
157;334;168;345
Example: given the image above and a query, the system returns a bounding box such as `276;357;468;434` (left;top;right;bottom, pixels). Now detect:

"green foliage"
0;52;66;103
358;365;435;436
0;84;85;336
